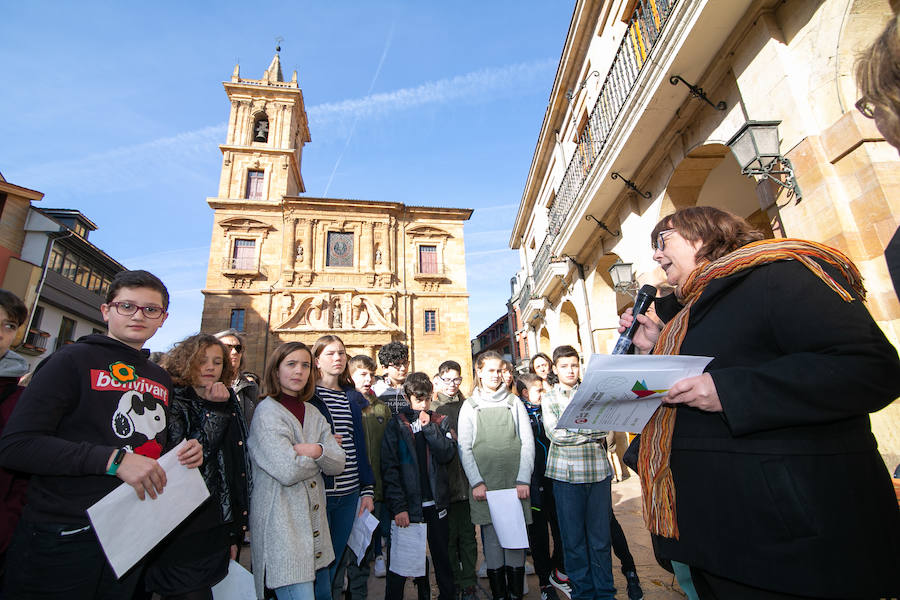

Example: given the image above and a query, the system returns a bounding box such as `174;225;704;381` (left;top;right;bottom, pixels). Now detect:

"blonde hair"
856;14;900;117
472;350;504;392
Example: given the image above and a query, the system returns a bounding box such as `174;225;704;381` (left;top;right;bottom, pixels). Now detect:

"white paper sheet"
485;489;529;549
557;354;713;433
212;560;256;600
389;521;427;577
86;440;211;577
348;508;380;565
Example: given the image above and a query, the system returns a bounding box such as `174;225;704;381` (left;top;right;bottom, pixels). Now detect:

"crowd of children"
0;272;644;600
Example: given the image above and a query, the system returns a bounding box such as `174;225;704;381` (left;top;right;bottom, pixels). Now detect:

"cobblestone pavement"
236;473;687;599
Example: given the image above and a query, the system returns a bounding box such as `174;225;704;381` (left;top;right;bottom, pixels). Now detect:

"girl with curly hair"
144;334;251;600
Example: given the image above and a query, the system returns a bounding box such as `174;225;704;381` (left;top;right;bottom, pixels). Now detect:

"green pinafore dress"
467;391;532;526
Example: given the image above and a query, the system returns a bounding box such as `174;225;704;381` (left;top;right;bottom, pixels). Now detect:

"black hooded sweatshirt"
0;334;172;525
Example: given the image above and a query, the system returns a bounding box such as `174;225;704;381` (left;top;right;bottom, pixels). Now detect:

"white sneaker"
477;562;487;578
549;569;571;599
373;556;386;578
523;577;529;595
525;561;535;575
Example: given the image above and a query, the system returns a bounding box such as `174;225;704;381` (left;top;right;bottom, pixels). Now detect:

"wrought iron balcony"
518;277;533;314
221;257;268;278
21;328;50;354
548;0;678;236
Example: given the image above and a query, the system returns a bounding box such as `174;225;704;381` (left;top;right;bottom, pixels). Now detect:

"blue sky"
0;1;574;352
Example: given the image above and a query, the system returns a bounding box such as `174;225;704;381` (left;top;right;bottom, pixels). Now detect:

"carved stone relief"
275;292;400;332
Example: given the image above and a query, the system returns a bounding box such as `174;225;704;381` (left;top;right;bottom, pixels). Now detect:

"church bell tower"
216;51;310;202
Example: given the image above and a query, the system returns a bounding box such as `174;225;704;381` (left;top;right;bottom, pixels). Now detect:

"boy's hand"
178;439;203;468
395;511;410;527
359;496;374;516
472;483;487;501
230;544;238;561
418;411;430;426
205;382;230;403
334;434;343;446
116;453;167;500
516;484;530;500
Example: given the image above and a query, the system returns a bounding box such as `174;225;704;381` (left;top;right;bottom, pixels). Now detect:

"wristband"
106;448;127;476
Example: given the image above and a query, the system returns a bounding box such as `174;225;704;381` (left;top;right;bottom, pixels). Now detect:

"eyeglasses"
855;97;875;119
654;229;676;251
387;361;408;369
223;343;243;354
440;376;463;385
108;302;165;320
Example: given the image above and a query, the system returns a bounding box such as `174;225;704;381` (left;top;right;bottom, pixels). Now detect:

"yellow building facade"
201;55;474;380
510;0;900;466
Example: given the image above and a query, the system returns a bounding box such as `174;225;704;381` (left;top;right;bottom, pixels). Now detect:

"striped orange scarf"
637;238;865;538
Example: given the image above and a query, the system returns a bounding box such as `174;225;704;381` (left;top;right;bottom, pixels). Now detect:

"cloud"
6;59;555;200
308;59;555;126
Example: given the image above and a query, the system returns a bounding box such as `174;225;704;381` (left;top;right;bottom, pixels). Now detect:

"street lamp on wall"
726;120;803;204
608;259;638;299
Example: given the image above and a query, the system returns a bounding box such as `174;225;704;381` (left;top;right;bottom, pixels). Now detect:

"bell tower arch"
216;51;311;202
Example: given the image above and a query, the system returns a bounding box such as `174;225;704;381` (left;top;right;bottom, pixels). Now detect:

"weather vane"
275;36;284;53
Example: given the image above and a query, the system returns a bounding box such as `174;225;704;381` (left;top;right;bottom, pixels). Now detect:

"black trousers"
610;512;635;575
4;519;143;600
525;492;565;587
691;567;826;600
385;505;454;600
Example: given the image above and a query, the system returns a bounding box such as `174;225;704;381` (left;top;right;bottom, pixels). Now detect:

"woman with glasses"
618;206;900;598
214;329;259;425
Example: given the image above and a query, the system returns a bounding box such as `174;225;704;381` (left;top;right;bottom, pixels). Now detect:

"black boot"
505;566;525;600
486;568;507;600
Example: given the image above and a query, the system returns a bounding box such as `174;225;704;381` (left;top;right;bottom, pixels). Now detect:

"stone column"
362;222;375;272
282;215;297;277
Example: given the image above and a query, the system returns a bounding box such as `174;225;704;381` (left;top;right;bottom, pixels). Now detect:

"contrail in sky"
323;22;395;196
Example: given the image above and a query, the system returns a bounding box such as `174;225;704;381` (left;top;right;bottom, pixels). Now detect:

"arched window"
253;114;269;143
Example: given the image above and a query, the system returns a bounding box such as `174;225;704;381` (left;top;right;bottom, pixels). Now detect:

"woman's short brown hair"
651;206;764;262
163;334;234;387
263;342;316;402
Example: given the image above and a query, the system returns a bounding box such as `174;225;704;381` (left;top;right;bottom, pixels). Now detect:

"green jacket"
361;394;391;502
435;396;470;502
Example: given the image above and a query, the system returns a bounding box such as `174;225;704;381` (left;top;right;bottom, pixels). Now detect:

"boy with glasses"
434;360;478;600
0;270;203;599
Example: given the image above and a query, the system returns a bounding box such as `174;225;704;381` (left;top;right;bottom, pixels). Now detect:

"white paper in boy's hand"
212;560;256;600
485;489;529;549
348;508;380;565
389;522;427;577
86;440;210;578
372;379;390;397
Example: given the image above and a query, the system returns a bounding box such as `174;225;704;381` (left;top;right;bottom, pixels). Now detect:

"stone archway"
558;300;582;354
589;253;627;353
538;326;550;353
663;143;776;236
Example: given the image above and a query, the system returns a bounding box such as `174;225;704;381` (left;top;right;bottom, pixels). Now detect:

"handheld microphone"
611;284;657;355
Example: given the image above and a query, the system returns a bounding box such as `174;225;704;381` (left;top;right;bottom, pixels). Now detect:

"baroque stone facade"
200;54;473;381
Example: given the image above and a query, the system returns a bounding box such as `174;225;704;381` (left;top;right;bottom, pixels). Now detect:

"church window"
231;239;256;270
326;232;354;267
424;310;437;333
418;245;438;274
253;115;269;143
230;309;245;332
246;170;265;200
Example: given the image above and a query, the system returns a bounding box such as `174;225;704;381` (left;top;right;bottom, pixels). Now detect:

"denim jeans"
318;490;359;600
276;580;316;600
553;477;615;600
4;519;143;600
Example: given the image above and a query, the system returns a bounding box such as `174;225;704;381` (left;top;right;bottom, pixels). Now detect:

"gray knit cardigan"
248;397;346;598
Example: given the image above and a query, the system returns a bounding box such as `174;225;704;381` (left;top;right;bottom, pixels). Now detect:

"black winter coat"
167;386;250;543
653;259;900;598
381;407;457;522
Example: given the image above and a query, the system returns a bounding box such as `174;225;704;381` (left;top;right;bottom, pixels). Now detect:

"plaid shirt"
541;383;611;484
